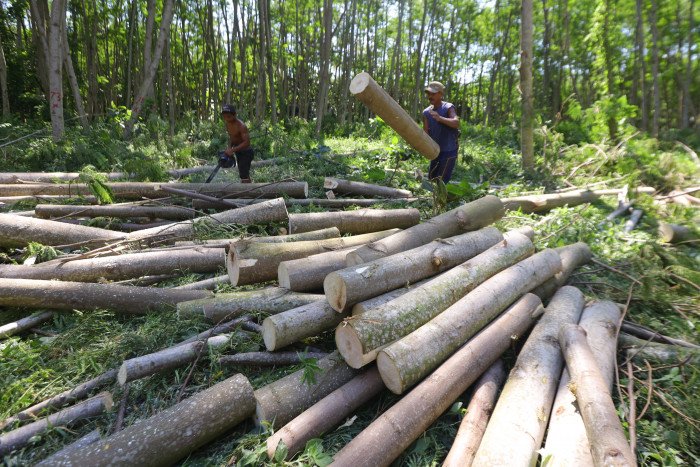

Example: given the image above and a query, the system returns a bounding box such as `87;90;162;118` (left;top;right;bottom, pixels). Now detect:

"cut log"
531;242;592;302
325;226;504;312
55;217;175;233
620;320;700;349
176;288;323;322
346;195;505;265
618;333;700;365
623;209;643;233
543;300;622;467
173;275;230;290
253;351;357;429
0;213;126;248
263;300;349;351
35;204;197;221
227;229;398;286
442;359;506;467
175;315;254;346
0;195;99;205
324;177;412;198
502;188;656;214
42;429;101;463
471;286;586;467
658;222;698;244
0;392;113;456
349;72;440;160
0;278;212;314
288;208;419;235
376;249;562;394
558;324;637;467
278;246;359;292
266;366;384;460
604;200;635;222
37;374;255;467
330;294;543;467
174;227;342;248
0;311;54;339
0;247;225;282
218;351;328;367
192;197;418;210
350;276;433;316
336;232;534;368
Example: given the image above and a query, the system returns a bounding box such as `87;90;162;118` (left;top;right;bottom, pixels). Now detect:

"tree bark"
531;242;592;301
520;0;534;171
314;0;333;135
61;14;88;130
228;229;398;286
278;246;359;292
39;374;255;467
174;227;341;248
0;32;11;118
350;276;433;316
219;351;328;367
0;311;54;339
472;286;585;467
193;197;416;210
0;213;126;248
350;72;439;160
442;359;506;467
173;275;230;290
47;0;67;142
42;429;101;463
266;366;384;460
262;300;349;351
289;208;419;235
325;226;503;312
35;204;198;221
558;324;637;467
324;178;412;198
346;195;505;265
502;190;600;213
623;209;643;233
619;333;700;366
658;222;698;243
330;294;543;467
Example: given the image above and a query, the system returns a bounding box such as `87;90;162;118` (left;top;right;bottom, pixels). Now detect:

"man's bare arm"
432;107;460;129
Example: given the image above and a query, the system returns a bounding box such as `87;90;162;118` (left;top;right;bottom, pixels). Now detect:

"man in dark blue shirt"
422;81;460;183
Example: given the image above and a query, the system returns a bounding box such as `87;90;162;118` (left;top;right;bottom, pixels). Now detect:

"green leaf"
273;439;288;462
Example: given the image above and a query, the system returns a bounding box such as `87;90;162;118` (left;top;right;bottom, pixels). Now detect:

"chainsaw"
205;151;236;183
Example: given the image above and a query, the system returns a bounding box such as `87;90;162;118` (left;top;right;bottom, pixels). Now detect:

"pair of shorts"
235;148;254;179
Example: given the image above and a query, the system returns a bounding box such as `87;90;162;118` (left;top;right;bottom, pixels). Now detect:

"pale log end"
335;324;365;369
323;272;347;312
262;319;277;351
376;350;402;394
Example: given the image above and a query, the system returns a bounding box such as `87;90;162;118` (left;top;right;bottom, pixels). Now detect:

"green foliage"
297;349;325;387
22;242;61;264
78;165;114;204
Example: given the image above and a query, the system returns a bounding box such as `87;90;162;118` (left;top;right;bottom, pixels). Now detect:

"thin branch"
591;258;643;285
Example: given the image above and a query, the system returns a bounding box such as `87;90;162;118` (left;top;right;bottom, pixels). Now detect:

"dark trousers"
428;154;457;184
235;148;254;179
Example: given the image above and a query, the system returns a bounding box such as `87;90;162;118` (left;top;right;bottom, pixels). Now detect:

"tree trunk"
267;366;384;460
543;300;621;467
330;294;542;467
619;334;700;366
442;359;506;467
658;222;698;243
289;208;418;235
39;374;255;467
377;249;562;394
253;351;357;429
346;195;504;265
621;321;700;349
0;311;54;339
35;204;199;221
262;300;349;351
502;190;601;213
174;227;341;248
531;242;592;301
314;0;333;135
0;37;10;118
350;72;439;160
472;286;585;467
558;324;637;467
228;229;399;286
0;278;211;314
278;246;359;292
176;288;324;322
635;0;647;130
681;0;694;128
0;213;126;248
46;0;67;142
649;0;661;138
193;197;418;210
324;177;412;198
61;15;88;130
0;392;112;457
219;351;328;367
520;0;534;171
325;226;504;312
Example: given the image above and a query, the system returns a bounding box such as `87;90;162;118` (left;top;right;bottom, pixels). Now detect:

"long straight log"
55;217;175;233
218;351;328;367
559;324;637;467
330;294;543;467
0;311;54;339
0;213;126;248
288;208;419;235
267;366;384;460
278;246;359;292
0;247;225;282
471;286;586;467
324;177;412;198
376;249;562;394
0;195;99;204
228;229;398;286
0;278;212;314
193;197;418;210
38;374;256;467
543;300;622;467
442;359;507;467
174;227;342;248
263;300;349;351
618;333;700;365
502;188;655;214
620;320;700;349
336;232;534;368
35;204;197;221
349;72;440;160
0;392;113;456
346;195;505;265
177;288;323;322
253;351;357;429
325;226;504;312
531;242;592;301
350;276;433;316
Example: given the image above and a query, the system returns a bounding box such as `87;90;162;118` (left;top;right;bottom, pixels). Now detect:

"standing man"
423;81;460;183
221;104;255;183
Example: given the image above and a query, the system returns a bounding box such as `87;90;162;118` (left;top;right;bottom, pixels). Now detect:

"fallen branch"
0;311;54;339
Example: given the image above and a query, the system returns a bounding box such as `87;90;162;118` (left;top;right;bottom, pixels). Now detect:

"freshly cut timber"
501;187;655;214
658;222;698;243
278;246;359;292
177;288;323;322
558;324;637;467
471;286;585;467
324;177;412;198
38;374;255;467
0;247;225;282
531;242;591;301
336;232;534;368
376;249;562;394
266;366;384;460
0;195;98;205
442;360;506;467
618;333;700;366
174;227;341;248
350;277;433;316
544;300;622;467
42;429;101;463
0;311;54;339
0;392;113;457
253;351;357;429
349;72;440;160
263;300;349;351
218;351;328;367
0;213;126;248
0;278;212;314
228;229;398;286
346;195;505;265
330;294;543;467
288;208;419;235
35;204;197;221
325;226;504;312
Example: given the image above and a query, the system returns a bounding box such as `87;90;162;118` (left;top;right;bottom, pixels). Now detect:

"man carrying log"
422;81;460;183
221;104;254;183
